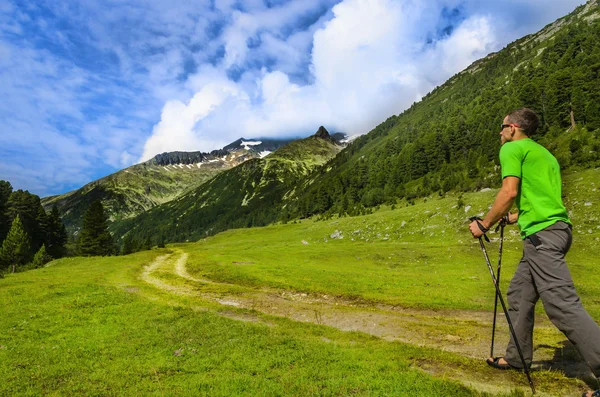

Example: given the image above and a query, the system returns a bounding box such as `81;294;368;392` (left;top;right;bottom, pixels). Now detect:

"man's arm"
469;176;520;238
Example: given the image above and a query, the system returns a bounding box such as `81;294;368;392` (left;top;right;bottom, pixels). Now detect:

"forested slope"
290;0;600;218
103;1;600;248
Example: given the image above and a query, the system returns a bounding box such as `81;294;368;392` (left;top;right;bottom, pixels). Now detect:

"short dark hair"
506;108;539;136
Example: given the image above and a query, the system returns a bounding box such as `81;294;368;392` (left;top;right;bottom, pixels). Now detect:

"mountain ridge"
41;137;296;234
112;127;345;242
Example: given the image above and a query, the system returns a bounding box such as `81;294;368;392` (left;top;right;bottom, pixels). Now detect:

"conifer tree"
35;205;50;252
0;215;31;273
141;236;152;251
6;189;46;253
47;206;67;258
7;190;40;239
31;244;52;268
0;180;13;245
157;234;165;249
120;233;135;255
77;201;114;257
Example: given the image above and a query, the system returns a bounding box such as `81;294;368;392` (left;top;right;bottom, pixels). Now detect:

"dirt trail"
140;251;592;396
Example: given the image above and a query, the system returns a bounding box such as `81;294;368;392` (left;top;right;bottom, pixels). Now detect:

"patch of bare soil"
140;251;592;396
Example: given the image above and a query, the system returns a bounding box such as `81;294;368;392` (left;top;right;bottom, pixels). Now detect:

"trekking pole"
469;216;535;394
490;216;508;358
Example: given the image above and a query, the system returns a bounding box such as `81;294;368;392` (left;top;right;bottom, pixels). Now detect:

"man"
468;108;600;397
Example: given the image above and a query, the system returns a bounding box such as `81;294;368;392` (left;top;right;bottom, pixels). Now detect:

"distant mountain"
42;137;294;234
112;127;345;242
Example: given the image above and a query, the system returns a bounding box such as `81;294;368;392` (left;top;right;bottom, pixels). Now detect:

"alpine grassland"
184;168;600;313
1;168;598;396
0;251;484;396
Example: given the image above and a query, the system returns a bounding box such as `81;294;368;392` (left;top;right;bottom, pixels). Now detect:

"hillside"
287;0;600;218
43;1;600;248
113;127;344;243
41;138;294;234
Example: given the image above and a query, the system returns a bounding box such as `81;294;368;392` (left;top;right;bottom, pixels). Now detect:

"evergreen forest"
0;181;67;274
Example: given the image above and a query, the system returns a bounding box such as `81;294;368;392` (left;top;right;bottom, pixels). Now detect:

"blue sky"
0;0;586;197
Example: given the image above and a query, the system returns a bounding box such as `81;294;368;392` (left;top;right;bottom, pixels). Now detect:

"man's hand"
507;211;518;225
469;219;489;239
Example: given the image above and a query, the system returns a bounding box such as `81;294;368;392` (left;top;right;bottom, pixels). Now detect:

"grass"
1;168;598;396
0;251;491;396
184;168;600;315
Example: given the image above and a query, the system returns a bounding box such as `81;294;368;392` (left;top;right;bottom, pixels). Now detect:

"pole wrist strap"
477;221;489;233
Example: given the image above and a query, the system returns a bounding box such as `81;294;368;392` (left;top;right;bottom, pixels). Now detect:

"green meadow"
185;168;600;314
1;168;598;396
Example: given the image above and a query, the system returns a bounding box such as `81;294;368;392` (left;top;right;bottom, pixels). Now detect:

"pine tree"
141;236;152;251
31;244;52;268
157;234;165;249
77;201;114;257
47;206;67;258
35;205;50;252
120;233;135;255
6;189;45;253
0;215;31;273
0;180;12;245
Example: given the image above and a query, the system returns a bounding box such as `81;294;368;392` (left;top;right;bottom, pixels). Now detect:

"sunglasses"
501;123;520;129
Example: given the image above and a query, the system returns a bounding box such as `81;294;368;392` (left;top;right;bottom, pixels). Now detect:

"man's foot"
582;391;600;397
486;357;519;370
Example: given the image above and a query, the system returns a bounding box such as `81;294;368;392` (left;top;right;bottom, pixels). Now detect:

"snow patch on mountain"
241;141;262;149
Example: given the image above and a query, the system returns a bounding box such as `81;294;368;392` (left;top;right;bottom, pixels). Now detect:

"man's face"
500;116;513;145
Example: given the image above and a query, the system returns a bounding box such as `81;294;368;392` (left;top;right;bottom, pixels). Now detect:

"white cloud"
223;11;259;68
139;0;496;157
422;15;496;77
140;79;244;159
0;0;586;195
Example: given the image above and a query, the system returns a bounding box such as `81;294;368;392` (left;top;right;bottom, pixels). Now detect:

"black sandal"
486;357;519;370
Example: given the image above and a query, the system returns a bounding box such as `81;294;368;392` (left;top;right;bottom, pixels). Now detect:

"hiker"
468;108;600;397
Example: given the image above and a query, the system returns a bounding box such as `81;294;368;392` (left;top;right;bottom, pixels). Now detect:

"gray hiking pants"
504;221;600;376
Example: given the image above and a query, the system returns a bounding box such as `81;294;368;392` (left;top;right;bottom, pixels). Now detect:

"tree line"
0;180;163;275
0;181;67;274
76;200;165;257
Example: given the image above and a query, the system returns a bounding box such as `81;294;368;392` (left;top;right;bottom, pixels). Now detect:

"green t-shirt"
499;138;570;239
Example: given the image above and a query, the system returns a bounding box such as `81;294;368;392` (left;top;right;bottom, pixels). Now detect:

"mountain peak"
314;126;330;139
